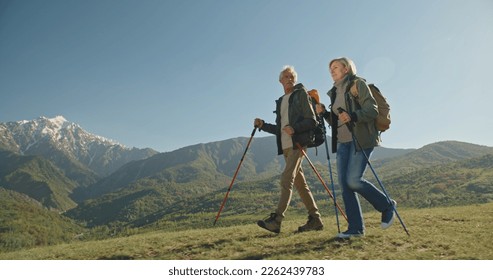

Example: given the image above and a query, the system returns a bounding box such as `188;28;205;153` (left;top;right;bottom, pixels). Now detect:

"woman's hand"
338;111;351;124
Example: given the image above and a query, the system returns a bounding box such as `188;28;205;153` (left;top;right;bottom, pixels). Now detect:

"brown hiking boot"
257;213;281;233
298;215;324;232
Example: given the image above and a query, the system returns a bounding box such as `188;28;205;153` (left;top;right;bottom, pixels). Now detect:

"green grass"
1;203;492;260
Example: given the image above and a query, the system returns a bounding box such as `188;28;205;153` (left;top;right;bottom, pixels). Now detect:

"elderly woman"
317;57;395;238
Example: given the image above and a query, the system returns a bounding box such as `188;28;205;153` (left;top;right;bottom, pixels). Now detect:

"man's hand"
254;118;264;128
315;103;326;115
283;125;294;136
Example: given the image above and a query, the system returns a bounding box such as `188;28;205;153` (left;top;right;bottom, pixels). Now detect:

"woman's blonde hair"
329;57;357;76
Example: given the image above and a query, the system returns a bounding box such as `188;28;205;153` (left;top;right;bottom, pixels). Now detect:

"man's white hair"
279;65;298;83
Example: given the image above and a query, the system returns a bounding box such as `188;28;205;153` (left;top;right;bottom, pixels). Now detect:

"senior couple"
254;57;395;239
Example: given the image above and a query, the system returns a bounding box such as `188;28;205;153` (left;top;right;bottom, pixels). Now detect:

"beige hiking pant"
276;147;321;220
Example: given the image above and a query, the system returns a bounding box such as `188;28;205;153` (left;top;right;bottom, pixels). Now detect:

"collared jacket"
261;83;317;155
324;75;380;153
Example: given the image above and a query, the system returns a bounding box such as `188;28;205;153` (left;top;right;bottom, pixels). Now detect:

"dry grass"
1;203;492;260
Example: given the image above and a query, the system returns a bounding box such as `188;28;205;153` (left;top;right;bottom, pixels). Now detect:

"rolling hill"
2;116;493;254
0;149;78;211
0;188;84;252
65;141;493;228
2;203;492;260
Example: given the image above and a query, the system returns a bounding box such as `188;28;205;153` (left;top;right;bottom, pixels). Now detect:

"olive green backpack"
349;80;391;132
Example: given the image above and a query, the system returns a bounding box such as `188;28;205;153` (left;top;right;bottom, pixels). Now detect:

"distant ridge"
66;139;492;227
0;116;158;179
376;140;493;176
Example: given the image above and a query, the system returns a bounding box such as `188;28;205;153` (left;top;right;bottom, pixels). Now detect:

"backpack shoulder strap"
350;83;359;99
347;75;364;100
344;75;355;93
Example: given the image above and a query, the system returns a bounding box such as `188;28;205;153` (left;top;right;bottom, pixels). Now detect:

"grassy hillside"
0;150;79;210
64;153;493;228
2;140;491;257
1;203;491;260
0;188;84;252
380;154;493;208
375;141;493;176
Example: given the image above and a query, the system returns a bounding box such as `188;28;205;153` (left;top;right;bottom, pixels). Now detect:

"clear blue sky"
1;0;492;152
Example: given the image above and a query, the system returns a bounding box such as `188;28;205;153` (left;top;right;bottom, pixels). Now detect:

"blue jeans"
337;142;390;232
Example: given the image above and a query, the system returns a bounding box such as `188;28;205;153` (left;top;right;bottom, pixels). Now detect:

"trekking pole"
296;143;348;223
337;107;410;236
309;89;342;233
213;126;257;226
321;122;341;233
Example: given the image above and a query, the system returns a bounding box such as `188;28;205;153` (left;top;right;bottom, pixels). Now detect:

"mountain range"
65;139;493;228
1;116;493;250
0;116;157;210
0;116;157;178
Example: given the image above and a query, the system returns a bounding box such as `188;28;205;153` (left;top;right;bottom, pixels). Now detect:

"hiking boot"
381;200;397;229
298;215;324;232
335;230;365;239
257;213;281;233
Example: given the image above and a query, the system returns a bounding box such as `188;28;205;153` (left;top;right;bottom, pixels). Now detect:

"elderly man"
254;65;323;234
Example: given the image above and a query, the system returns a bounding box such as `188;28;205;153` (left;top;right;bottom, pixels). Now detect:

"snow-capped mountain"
0;116;158;179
